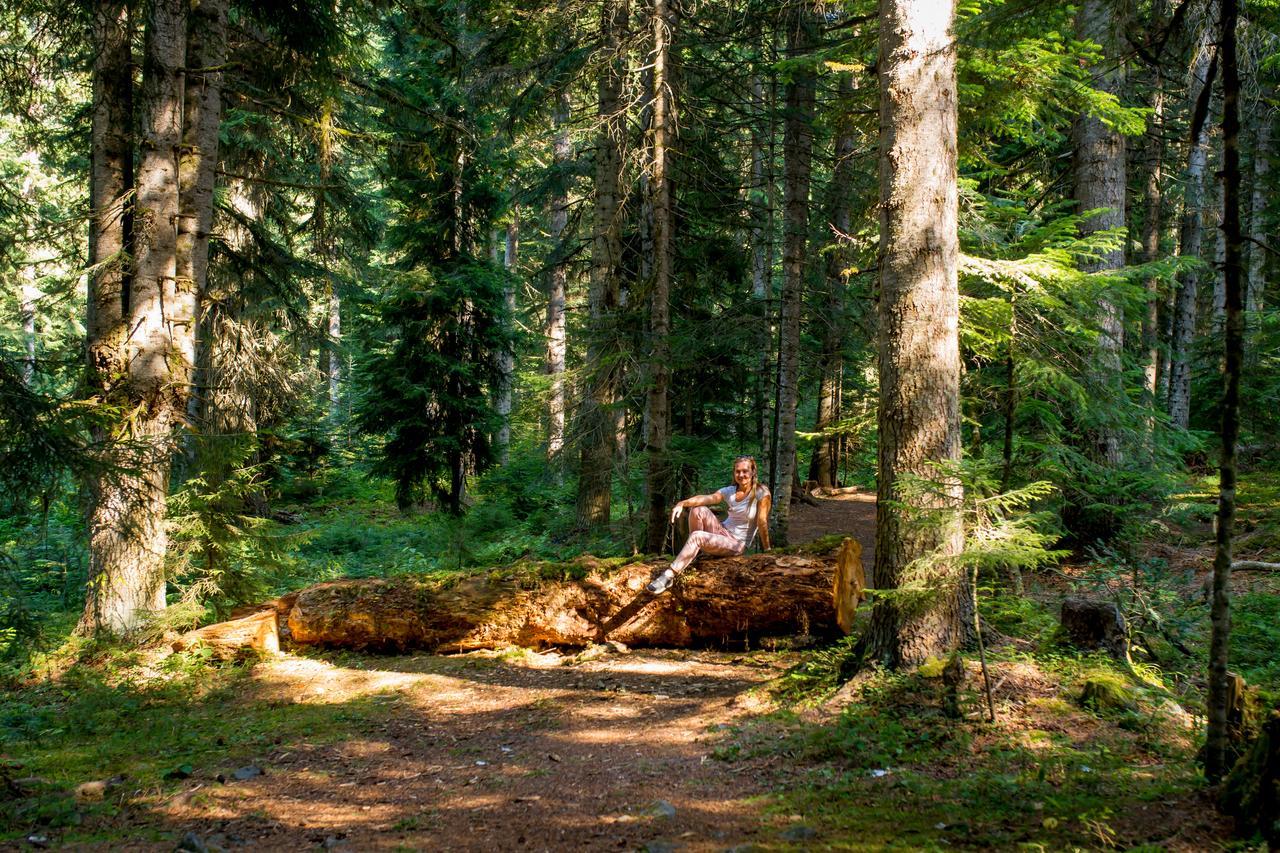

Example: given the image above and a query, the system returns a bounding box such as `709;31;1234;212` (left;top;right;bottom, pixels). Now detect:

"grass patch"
0;654;393;844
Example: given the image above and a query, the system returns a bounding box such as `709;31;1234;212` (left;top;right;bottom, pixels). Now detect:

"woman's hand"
670;502;684;523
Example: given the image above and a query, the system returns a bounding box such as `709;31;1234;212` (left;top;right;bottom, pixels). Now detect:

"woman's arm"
670;490;725;522
756;491;772;551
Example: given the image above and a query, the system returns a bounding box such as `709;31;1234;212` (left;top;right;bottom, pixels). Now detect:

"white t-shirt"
718;485;764;547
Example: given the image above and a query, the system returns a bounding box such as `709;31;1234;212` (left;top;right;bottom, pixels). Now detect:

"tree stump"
1060;597;1128;658
1222;705;1280;846
832;537;865;634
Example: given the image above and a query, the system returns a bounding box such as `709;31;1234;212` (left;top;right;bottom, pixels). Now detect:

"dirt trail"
150;495;877;852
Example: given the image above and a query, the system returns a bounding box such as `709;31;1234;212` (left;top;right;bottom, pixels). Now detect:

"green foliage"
871;460;1065;619
354;264;511;513
1232;593;1280;702
168;438;301;620
959;210;1195;542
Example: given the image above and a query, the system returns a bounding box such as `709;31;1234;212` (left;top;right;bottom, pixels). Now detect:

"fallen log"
287;543;861;652
169;539;868;656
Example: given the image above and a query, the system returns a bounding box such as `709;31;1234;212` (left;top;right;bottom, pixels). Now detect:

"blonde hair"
733;455;761;499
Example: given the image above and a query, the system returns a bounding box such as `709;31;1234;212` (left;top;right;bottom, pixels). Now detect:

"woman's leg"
670;507;743;572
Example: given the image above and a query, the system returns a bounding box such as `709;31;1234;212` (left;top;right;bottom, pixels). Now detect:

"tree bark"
751;74;776;459
1247;102;1271;316
1206;0;1242;783
867;0;967;668
86;0;132;387
809;73;856;490
179;0;227;435
576;0;629;529
81;0;189;636
1140;69;1165;420
1169;34;1215;428
644;0;675;552
280;543;863;652
497;217;518;463
773;2;817;546
546;92;570;473
1073;0;1126;465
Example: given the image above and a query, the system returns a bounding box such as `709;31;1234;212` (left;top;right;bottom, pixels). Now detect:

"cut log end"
173;608;279;660
832;537;866;635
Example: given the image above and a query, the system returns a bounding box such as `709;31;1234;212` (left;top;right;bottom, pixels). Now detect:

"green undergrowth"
722;589;1223;850
0;649;396;845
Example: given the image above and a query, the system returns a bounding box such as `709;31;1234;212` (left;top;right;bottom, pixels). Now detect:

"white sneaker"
646;569;676;595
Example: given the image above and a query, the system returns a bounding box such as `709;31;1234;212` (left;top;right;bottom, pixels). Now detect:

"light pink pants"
671;506;744;572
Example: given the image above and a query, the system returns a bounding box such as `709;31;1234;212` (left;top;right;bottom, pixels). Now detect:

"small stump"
1222;706;1280;846
1060;596;1128;658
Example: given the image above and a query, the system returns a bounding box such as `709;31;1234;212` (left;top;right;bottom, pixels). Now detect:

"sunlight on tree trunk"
868;0;967;668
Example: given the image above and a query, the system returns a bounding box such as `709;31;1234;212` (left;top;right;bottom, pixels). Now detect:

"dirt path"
157;649;796;851
148;495;879;852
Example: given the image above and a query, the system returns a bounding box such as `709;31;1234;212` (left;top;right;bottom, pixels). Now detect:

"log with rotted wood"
173;538;866;656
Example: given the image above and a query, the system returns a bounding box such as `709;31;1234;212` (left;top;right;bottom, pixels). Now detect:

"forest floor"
3;485;1276;850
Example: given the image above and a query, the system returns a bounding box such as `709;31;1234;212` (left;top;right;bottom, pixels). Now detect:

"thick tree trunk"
546;93;570;473
1206;0;1243;783
279;541;864;652
809;73;856;490
773;3;816;545
867;0;967;668
497;217;518;463
576;0;629;529
1073;0;1126;465
81;0;189;635
644;0;675;552
1169;36;1215;428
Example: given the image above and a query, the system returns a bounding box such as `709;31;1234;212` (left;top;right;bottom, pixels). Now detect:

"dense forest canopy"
1;0;1280;845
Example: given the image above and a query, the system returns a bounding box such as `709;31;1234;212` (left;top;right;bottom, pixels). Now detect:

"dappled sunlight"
109;648;795;849
248;654;434;705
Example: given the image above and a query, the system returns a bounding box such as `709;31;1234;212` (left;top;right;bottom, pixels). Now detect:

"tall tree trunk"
312;101;342;421
809;72;856;490
1206;0;1242;782
1247;101;1271;316
179;0;227;434
86;0;132;386
546;92;570;473
576;0;629;529
1169;35;1215;428
751;74;776;460
1212;165;1226;330
643;0;675;552
81;0;189;636
867;0;966;668
773;2;816;546
1073;0;1126;465
1141;72;1164;420
497;217;518;463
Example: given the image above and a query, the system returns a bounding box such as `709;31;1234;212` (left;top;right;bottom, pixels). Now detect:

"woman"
646;456;772;595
